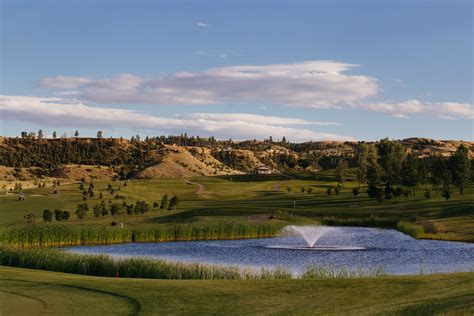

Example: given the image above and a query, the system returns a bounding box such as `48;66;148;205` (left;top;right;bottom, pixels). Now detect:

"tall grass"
397;221;425;239
0;245;385;280
0;223;281;247
301;264;386;278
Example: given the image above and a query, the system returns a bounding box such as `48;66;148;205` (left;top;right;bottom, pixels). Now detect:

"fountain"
266;225;365;251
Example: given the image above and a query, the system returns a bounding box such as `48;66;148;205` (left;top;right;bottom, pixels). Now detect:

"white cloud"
35;60;473;121
39;76;92;89
357;99;473;119
0;95;352;142
39;60;378;108
196;22;209;27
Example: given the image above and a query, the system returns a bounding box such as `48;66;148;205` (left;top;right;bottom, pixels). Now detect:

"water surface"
66;227;474;275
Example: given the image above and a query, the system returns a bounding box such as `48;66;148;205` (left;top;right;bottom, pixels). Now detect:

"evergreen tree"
450;144;471;195
160;194;168;209
43;209;53;222
401;153;419;195
168;196;179;210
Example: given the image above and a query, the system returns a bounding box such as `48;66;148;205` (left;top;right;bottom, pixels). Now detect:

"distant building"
256;165;272;175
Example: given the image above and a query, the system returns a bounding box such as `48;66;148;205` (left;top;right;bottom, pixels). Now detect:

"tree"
352;187;360;196
376;138;406;186
401;153;419;195
168;196;179;210
74;130;79;138
335;159;348;187
75;203;89;219
54;209;64;221
101;201;109;216
450;144;471;195
442;189;451;200
357;143;381;188
110;204;119;216
38;129;44;139
43;209;53;222
62;211;70;221
52;131;57;139
97;130;103;139
93;204;101;217
160;194;168;209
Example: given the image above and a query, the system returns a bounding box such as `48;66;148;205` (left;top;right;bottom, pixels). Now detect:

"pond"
65;227;474;275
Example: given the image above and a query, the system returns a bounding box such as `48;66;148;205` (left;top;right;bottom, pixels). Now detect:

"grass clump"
301;264;386;279
397;221;425;239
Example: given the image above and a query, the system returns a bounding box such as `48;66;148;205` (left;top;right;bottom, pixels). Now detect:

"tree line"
354;139;472;201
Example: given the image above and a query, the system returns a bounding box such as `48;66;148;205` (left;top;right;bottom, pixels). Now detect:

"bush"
442;190;451;200
352;187;360;196
424;190;431;199
43;209;53;222
397;221;424;239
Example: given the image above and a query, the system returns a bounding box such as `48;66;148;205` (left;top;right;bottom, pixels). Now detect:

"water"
282;225;336;247
65;227;474;275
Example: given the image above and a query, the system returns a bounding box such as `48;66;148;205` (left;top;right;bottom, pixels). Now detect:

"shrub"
352;187;360;196
397;221;424;239
442;190;451;200
43;209;53;222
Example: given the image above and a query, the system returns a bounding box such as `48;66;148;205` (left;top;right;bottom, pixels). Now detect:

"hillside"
132;145;242;179
0;136;472;181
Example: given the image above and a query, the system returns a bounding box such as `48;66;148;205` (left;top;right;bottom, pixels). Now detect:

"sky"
0;0;473;142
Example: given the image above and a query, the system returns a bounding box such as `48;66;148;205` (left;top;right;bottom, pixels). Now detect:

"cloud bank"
38;60;472;120
0;95;352;141
39;61;378;108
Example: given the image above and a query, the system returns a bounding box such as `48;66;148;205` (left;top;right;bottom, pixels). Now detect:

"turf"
1;170;473;241
0;266;473;315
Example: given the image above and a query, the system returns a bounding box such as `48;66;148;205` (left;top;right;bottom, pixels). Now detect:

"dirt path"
186;181;205;195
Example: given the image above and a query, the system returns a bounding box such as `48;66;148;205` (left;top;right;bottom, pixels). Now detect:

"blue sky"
1;0;472;141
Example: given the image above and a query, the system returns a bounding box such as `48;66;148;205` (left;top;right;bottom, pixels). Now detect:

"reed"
301;264;386;278
0;245;387;280
0;223;281;247
396;221;425;239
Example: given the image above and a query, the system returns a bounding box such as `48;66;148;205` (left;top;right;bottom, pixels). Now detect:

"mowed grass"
1;170;473;241
1;266;473;315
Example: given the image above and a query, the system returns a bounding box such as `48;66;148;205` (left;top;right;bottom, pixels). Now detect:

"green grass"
1;266;473;315
1;169;473;242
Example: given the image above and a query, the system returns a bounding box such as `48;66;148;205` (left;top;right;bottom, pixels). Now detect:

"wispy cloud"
0;95;351;141
39;60;378;108
357;100;473;120
196;22;209;27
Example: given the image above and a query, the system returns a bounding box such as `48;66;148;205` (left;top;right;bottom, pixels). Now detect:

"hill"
0;135;472;181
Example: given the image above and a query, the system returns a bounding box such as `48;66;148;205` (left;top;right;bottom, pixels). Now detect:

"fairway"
1;266;473;315
1;171;473;242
